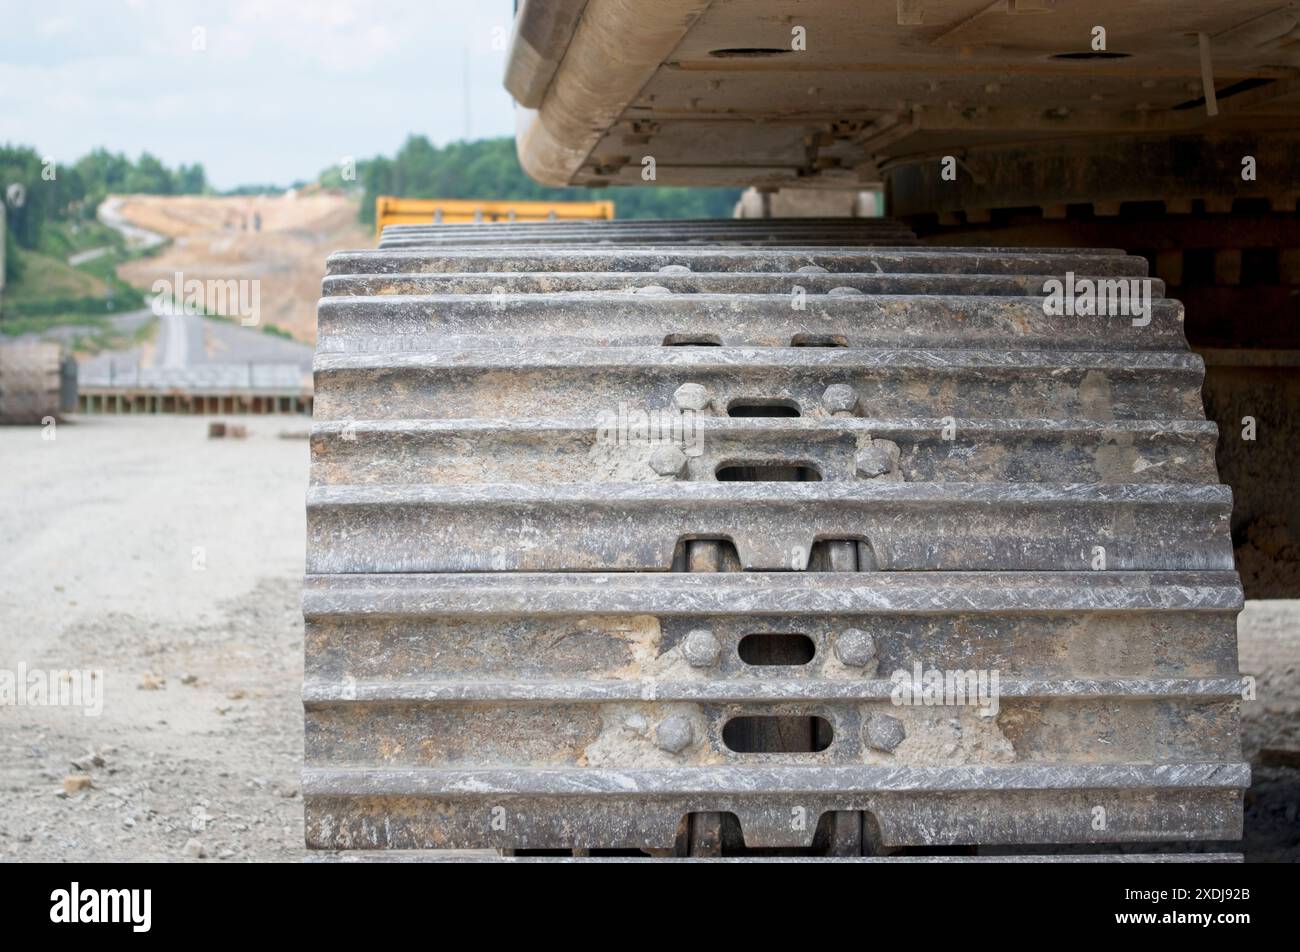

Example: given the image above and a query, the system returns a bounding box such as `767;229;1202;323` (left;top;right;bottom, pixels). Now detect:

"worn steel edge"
326;248;1143;277
302;677;1247;704
301;569;1243;616
321;271;1168;298
303;763;1251;796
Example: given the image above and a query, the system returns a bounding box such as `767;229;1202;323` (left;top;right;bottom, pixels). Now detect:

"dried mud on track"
0;416;1295;861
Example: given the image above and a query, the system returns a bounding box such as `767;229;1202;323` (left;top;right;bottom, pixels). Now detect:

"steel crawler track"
304;218;1245;857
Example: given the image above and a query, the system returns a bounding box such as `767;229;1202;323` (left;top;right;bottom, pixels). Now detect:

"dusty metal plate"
315;293;1186;353
322;271;1166;299
308;418;1219;486
328;247;1143;277
303;772;1246;850
306;481;1234;573
377;219;921;249
312;348;1207;423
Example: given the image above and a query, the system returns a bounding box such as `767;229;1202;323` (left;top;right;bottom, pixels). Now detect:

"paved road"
95;200;205;370
81;197;313;380
97;197;167;252
154;300;207;369
67;246;111;267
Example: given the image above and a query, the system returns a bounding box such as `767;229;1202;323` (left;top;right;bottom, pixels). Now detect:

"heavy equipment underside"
510;0;1300;598
301;0;1300;857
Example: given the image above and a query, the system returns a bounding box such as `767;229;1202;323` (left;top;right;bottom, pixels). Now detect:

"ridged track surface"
304;218;1244;855
377;217;921;249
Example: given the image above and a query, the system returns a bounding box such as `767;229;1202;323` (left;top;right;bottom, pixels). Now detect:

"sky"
0;0;519;189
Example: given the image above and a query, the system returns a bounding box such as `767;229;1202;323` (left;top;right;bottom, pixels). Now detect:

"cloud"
0;0;517;188
37;16;76;37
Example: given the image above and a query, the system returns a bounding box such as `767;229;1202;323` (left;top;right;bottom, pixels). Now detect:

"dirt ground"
1237;600;1300;861
114;193;372;344
0;415;1295;861
0;416;307;861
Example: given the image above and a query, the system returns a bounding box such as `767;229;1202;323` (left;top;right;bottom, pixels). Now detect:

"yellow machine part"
374;196;614;237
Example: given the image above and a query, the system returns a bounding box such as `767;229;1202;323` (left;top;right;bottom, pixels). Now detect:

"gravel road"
0;416;307;861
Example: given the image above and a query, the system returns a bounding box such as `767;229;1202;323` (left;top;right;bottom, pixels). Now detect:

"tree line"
341;136;742;224
1;144;207;280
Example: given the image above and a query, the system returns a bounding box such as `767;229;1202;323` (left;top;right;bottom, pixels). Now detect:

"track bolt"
658;264;692;274
796;264;829;274
821;384;859;415
682;629;722;667
855;440;899;478
865;714;906;753
834;628;877;667
656;715;694;754
673;383;711;412
828;286;863;296
649;445;688;477
623;714;648;733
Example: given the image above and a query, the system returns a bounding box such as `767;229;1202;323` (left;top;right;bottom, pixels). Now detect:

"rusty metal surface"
304;218;1244;856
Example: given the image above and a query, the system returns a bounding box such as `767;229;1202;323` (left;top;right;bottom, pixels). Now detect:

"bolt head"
682;629;721;667
658;264;692;274
673;383;711;412
834;628;877;667
655;715;694;754
649;444;688;477
855;441;898;478
865;714;906;753
828;286;863;296
822;384;859;414
634;284;671;295
796;264;829;274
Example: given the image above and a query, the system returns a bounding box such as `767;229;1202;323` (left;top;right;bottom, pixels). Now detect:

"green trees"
122;152;175;195
354;136;741;223
77;149;207;204
0;144;208;256
175;163;210;195
74;148;134;200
